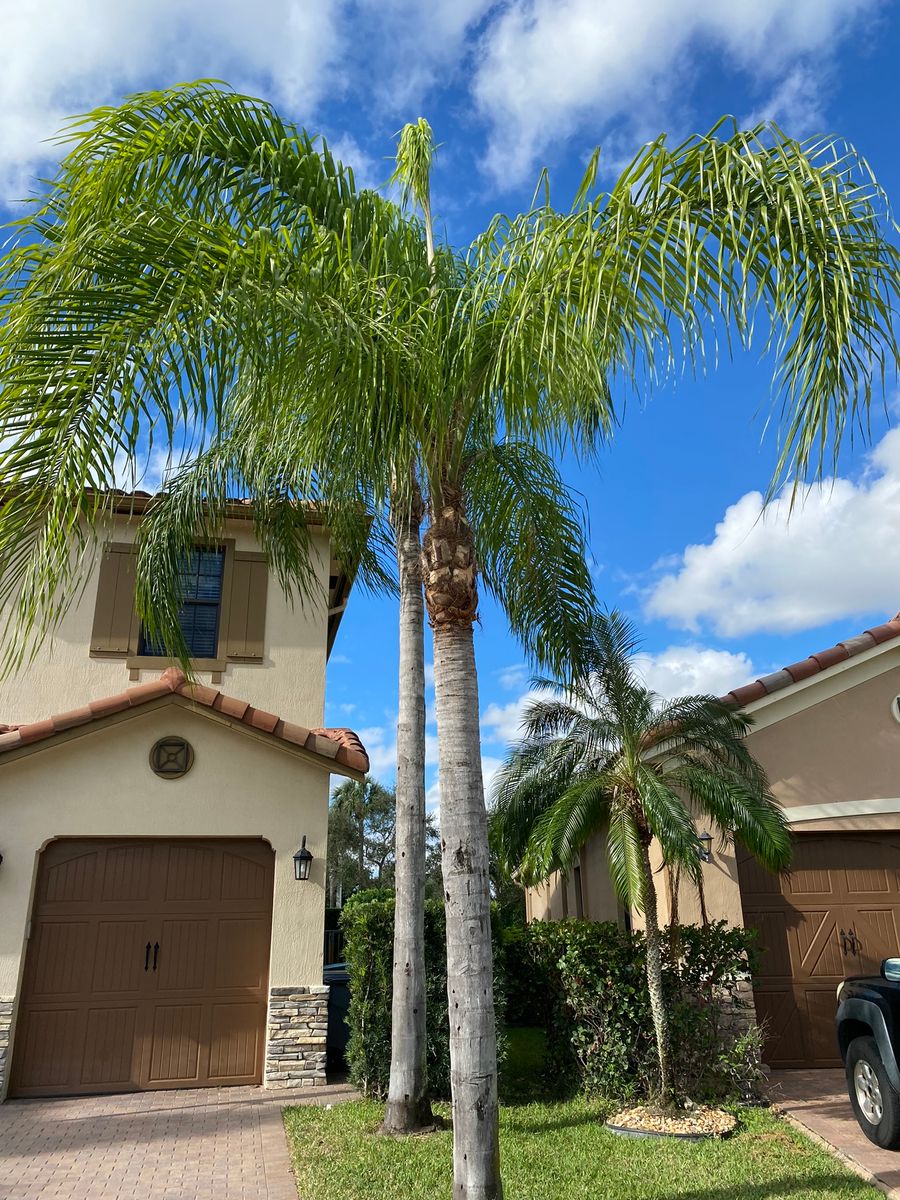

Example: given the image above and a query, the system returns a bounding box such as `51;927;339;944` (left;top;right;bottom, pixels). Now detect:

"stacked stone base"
265;985;329;1088
0;998;12;1095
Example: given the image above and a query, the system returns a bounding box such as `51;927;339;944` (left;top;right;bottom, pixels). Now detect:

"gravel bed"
607;1105;737;1138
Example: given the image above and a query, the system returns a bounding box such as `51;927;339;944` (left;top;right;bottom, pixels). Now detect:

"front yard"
284;1031;880;1200
284;1098;880;1200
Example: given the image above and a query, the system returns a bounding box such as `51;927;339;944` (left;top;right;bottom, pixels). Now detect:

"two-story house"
0;492;368;1100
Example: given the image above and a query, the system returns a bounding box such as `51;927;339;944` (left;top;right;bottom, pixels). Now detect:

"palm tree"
0;87;897;1197
491;611;792;1103
329;776;396;891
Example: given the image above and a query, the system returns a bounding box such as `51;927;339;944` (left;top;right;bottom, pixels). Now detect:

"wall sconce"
697;831;713;863
293;836;313;881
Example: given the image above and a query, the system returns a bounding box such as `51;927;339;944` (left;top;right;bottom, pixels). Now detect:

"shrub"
526;919;760;1103
341;895;507;1099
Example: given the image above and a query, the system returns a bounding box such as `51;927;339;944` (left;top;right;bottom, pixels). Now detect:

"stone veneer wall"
265;985;329;1088
0;998;12;1094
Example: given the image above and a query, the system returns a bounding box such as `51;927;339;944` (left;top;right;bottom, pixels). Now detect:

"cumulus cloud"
646;428;900;637
633;646;754;698
472;0;883;183
0;0;344;200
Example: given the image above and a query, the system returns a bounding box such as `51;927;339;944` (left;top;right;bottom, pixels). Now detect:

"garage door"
10;838;274;1098
738;833;900;1069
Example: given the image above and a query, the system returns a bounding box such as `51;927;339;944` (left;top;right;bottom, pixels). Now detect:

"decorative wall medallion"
150;736;195;779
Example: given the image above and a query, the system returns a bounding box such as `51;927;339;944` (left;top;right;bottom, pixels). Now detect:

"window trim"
89;538;237;672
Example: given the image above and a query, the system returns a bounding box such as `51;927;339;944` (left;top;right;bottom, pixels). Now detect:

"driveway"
0;1083;356;1200
770;1068;900;1198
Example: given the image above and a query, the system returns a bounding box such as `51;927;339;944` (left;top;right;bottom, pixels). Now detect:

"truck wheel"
846;1036;900;1150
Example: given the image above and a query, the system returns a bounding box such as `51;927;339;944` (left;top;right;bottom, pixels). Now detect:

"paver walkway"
0;1082;357;1200
770;1068;900;1198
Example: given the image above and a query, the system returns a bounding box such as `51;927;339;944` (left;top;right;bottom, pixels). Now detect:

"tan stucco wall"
0;516;332;727
0;700;330;1094
528;658;900;931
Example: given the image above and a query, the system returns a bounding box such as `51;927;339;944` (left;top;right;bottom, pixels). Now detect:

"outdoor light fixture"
293;836;313;881
697;831;713;863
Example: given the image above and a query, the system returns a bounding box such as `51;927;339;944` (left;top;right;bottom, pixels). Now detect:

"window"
573;864;584;919
91;540;269;671
138;548;225;659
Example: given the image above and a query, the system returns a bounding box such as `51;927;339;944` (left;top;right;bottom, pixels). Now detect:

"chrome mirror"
881;958;900;982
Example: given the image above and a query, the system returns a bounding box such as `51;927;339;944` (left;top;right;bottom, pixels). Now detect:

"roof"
721;615;900;708
0;667;369;776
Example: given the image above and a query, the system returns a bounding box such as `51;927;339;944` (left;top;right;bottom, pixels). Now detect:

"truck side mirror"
882;958;900;982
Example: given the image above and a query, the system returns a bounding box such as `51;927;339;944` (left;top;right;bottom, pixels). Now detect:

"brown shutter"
225;551;268;661
90;543;139;654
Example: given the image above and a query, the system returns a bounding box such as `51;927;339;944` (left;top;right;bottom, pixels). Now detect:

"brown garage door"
10;838;274;1098
738;833;900;1069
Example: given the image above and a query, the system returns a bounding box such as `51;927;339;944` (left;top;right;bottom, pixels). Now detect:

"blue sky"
3;0;900;806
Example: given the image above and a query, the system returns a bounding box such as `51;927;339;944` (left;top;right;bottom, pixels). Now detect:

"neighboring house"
527;614;900;1072
0;492;368;1100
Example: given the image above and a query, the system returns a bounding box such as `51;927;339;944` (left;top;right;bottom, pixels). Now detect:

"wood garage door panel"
739;833;900;1070
11;838;274;1098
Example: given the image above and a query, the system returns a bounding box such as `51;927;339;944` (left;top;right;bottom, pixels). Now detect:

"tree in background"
491;611;792;1104
327;775;439;904
327;776;397;905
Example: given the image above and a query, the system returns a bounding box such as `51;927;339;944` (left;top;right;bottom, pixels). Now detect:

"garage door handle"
144;942;151;971
152;942;160;971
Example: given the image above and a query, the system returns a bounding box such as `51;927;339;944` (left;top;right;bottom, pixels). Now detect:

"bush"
341;895;507;1099
526;919;760;1103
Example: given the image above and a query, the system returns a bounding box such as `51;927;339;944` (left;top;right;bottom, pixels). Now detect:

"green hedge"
342;901;761;1104
525;919;763;1101
341;894;507;1099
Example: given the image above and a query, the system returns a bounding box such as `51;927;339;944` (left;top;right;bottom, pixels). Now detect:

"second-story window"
138;548;226;658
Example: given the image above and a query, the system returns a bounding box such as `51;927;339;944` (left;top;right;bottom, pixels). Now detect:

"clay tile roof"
0;669;368;776
721;613;900;709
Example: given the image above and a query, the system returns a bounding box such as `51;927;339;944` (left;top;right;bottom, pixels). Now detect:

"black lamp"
697;831;713;863
293;836;313;881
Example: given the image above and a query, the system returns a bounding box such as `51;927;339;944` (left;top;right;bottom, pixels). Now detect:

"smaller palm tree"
491;611;791;1104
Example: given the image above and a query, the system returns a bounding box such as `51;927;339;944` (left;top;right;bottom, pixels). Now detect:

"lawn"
284;1031;881;1200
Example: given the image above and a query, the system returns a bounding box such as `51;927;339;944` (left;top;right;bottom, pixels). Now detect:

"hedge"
342;899;762;1104
340;892;506;1099
522;919;764;1101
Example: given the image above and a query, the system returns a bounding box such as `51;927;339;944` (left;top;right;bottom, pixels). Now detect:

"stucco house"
526;613;900;1071
0;493;368;1100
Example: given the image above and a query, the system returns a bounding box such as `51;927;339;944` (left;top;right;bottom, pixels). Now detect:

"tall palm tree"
491;611;792;1103
0;86;897;1197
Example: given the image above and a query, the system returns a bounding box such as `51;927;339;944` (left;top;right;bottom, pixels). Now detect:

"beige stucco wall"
528;654;900;931
0;700;331;1096
0;515;332;727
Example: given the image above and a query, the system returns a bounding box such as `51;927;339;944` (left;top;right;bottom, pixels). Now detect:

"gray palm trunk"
383;499;433;1133
433;620;502;1199
639;836;673;1104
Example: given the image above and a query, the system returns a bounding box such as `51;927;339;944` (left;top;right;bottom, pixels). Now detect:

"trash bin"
323;961;351;1072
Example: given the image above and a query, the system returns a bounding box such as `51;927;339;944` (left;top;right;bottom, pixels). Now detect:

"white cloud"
742;66;827;134
646;428;900;637
0;0;342;200
473;0;883;184
633;646;755;699
357;723;397;777
481;691;544;746
496;663;528;692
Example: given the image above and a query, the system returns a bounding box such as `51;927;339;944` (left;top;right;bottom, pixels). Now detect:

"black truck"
836;958;900;1148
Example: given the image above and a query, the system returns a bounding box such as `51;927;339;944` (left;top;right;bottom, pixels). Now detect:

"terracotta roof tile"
722;614;900;709
0;671;368;775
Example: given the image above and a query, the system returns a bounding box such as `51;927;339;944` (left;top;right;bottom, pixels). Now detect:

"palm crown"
491;610;792;908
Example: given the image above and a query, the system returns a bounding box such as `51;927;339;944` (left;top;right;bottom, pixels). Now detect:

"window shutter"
90;543;139;654
225;551;268;661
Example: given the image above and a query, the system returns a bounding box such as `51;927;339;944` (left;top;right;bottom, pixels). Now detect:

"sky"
2;0;900;808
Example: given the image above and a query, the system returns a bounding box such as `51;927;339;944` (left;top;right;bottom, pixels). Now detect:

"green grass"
285;1029;878;1199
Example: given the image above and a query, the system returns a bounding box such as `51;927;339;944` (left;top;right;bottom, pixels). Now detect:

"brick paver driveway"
0;1083;356;1200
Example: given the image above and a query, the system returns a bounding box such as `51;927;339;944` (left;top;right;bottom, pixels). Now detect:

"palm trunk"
639;837;673;1106
425;487;502;1200
384;489;433;1133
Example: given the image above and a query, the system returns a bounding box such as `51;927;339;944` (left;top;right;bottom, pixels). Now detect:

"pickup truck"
836;958;900;1149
